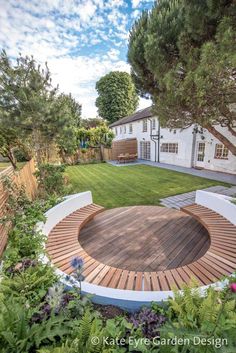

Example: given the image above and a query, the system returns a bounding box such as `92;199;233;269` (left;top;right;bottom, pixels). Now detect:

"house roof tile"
109;106;153;128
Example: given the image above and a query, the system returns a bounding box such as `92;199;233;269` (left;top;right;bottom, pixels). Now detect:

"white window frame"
161;143;178;154
129;124;133;134
143;119;147;132
140;141;151;160
214;144;229;160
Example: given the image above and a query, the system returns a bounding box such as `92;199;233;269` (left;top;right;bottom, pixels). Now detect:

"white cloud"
132;9;142;19
77;1;97;23
106;48;120;60
49;55;130;118
132;0;141;8
0;0;153;118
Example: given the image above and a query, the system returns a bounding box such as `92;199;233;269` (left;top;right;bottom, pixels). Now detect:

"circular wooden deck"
79;206;210;272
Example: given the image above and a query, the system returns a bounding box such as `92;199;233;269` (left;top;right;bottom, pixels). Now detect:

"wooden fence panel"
112;138;137;160
0;159;38;257
102;147;112;161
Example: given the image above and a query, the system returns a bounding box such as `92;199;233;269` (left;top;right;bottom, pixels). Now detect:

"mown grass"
65;163;229;209
0;161;26;171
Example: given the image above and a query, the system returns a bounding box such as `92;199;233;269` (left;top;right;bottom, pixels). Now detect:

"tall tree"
95;71;139;124
0;51;82;166
128;0;236;155
77;124;114;160
81;117;105;129
0;128;20;169
55;93;82;162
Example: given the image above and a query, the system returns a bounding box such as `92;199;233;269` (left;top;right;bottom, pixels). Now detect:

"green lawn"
0;161;26;171
66;163;229;208
0;162;12;170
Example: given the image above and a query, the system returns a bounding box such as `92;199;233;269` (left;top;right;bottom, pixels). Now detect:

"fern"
166;281;236;350
0;264;57;305
71;310;106;353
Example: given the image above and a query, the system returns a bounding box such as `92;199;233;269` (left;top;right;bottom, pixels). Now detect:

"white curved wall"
37;191;230;311
196;190;236;226
38;191;92;236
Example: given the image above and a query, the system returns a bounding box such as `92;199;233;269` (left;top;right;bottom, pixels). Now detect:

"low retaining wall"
196;190;236;226
38;191;229;311
39;191;92;235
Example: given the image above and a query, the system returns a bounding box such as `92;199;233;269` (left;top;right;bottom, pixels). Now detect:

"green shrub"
1;186;58;269
0;296;72;353
1;263;58;306
35;164;66;196
160;282;236;352
14;146;31;162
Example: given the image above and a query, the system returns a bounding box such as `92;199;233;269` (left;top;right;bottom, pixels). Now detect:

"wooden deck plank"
135;272;143;291
117;270;129;289
143;272;151;291
79;206;210;272
46;203;236;292
126;271;136;290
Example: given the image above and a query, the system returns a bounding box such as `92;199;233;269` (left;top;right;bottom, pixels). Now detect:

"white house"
110;107;236;174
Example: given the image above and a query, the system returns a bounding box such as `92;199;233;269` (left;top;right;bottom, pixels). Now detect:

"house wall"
112;118;236;174
112;117;159;162
112;117;194;166
195;126;236;174
159;126;194;168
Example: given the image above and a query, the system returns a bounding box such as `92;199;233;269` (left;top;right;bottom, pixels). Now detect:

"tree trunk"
7;149;17;169
227;124;236;137
205;124;236;156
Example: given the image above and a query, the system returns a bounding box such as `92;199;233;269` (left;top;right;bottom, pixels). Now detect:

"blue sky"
0;0;154;118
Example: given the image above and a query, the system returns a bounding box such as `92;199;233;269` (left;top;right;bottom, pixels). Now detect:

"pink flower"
230;283;236;293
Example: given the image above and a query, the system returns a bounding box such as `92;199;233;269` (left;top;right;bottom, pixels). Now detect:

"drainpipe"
157;120;160;163
191;124;198;167
148;118;157;162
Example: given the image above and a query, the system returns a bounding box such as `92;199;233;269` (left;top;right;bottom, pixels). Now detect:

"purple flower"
129;307;166;339
70;256;84;270
230;283;236;293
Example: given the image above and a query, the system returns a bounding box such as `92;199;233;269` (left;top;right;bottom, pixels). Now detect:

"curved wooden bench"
46;203;236;291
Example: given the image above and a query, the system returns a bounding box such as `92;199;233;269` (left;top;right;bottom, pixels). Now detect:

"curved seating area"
46;202;236;293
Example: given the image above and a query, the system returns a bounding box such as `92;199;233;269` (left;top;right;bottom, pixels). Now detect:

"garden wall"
0;159;38;257
196;190;236;226
70;147;112;164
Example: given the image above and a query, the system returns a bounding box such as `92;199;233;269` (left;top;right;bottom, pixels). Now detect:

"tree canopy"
77;125;114;149
0;50;82;166
128;0;236;155
81;117;105;129
95;71;139;124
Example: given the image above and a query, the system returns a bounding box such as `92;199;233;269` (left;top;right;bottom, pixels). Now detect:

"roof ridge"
109;105;153;128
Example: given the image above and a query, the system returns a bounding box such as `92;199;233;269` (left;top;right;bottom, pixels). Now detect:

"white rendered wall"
38;191;233;311
196;190;236;226
112;118;194;166
39;191;93;236
112;118;158;162
195;126;236;174
113;120;236;174
159;126;194;167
